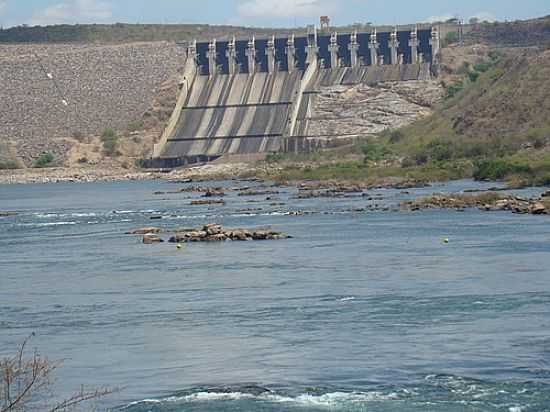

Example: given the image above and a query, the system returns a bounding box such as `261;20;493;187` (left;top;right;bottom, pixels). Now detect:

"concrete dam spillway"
151;26;440;167
163;71;302;158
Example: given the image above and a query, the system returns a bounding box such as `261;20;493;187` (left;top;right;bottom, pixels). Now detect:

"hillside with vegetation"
0;23;284;43
264;18;550;188
391;47;550;186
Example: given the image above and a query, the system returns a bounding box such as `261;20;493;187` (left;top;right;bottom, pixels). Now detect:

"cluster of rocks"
1;42;185;164
238;189;280;197
190;199;225;205
482;198;548;215
402;192;550;215
127;224;291;244
295;182;363;199
203;188;225;197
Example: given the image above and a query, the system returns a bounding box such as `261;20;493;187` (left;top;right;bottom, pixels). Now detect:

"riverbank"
0;162;426;187
0;163;258;185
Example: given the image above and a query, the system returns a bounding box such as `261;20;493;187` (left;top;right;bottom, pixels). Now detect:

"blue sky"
0;0;548;28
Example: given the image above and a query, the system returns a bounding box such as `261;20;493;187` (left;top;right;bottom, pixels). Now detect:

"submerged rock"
203;188;225;197
127;227;162;235
190;199;225;206
0;211;17;217
238;190;280;197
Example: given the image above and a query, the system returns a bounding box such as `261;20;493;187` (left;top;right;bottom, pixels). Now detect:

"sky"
0;0;548;29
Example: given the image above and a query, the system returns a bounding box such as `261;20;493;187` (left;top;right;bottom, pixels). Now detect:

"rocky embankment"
1;42;185;165
0;166;163;184
0;163;259;185
305;81;443;140
127;224;291;244
402;191;550;215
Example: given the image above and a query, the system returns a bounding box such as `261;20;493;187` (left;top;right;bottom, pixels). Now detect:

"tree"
32;153;54;168
1;335;112;412
101;128;119;157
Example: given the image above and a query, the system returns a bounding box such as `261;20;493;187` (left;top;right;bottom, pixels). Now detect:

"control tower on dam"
149;26;440;168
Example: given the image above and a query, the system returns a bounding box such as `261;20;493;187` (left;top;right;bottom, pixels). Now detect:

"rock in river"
126;227;163;235
190;199;225;206
168;224;291;243
143;234;164;244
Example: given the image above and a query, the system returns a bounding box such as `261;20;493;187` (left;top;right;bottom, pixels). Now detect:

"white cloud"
30;0;113;26
238;0;334;19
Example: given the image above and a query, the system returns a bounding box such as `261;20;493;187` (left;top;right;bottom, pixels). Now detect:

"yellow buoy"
442;238;449;244
176;244;183;249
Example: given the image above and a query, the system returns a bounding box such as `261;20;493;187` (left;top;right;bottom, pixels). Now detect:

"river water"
1;180;550;412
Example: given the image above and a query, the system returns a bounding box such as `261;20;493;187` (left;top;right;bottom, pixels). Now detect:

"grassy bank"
261;137;550;187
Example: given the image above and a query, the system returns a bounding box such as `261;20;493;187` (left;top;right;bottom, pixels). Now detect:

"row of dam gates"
149;26;440;168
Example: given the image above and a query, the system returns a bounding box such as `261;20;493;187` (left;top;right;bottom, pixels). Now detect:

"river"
1;179;549;412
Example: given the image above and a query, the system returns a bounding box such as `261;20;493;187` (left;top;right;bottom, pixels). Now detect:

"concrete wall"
193;28;434;75
161;71;302;157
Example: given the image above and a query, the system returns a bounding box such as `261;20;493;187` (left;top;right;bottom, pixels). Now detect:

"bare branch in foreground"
1;335;113;412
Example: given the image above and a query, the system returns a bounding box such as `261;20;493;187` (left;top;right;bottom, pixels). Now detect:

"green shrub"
459;141;490;158
444;31;459;45
488;68;505;81
468;71;480;82
101;128;116;141
414;152;429;165
0;159;20;169
361;142;392;162
425;139;455;161
134;158;147;168
101;128;119;156
388;129;405;143
265;153;286;163
446;81;464;99
473;159;532;180
32;152;54;168
401;157;417;168
473;62;492;73
127;120;144;132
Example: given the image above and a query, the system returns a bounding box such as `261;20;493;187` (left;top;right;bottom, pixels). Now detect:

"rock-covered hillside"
306;81;443;140
1;42;186;165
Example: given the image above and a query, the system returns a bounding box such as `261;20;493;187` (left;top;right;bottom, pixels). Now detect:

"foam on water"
34;212;98;218
19;221;77;227
124;390;402;409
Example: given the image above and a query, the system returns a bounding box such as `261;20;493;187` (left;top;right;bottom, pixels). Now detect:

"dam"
150;26;440;167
